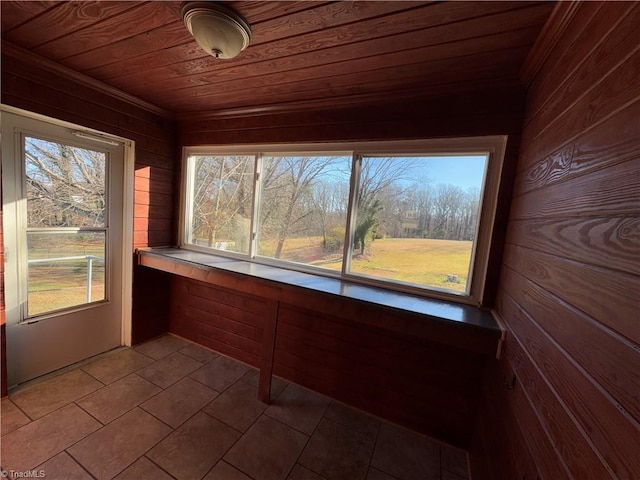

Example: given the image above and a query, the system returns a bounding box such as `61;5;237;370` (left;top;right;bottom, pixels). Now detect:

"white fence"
27;255;104;303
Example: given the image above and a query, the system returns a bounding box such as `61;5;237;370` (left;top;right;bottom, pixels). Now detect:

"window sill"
137;247;502;357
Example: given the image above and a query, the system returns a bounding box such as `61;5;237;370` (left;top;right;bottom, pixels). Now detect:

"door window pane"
188;155;254;254
27;231;106;316
257;155;351;271
348;155;487;294
25;137;106;228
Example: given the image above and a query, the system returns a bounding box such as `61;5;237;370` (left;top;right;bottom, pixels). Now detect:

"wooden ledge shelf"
137;247;502;403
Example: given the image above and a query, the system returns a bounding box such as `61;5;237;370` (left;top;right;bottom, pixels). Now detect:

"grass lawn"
26;235;472;316
27;234;106;316
264;236;472;293
27;262;105;316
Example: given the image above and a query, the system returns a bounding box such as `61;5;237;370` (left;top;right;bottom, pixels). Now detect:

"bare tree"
191;155;253;248
26;138;105;228
312;181;346;248
260;156;343;258
353;157;419;252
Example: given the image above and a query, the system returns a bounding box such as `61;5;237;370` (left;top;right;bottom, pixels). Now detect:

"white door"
2;110;129;387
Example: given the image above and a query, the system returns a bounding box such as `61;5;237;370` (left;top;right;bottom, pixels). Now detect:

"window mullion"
342;152;360;276
180;136;506;306
249;154;262;258
183;155;195;245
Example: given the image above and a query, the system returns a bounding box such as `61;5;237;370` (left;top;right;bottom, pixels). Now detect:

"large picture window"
182;138;505;304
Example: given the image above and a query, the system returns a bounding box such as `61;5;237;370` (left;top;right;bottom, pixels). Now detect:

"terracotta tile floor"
0;334;469;480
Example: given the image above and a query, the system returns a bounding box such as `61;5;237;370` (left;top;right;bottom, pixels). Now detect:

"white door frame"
1;105;134;386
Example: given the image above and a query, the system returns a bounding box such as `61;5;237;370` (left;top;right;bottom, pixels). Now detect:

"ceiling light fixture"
181;2;252;60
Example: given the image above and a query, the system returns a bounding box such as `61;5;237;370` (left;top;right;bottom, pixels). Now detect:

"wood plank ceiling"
1;1;555;116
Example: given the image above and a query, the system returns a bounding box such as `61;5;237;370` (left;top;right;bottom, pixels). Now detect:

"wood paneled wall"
0;44;177;394
170;276;266;368
273;303;487;448
179;87;525;147
169;274;489;448
179;86;527;310
171;87;528;447
471;3;640;479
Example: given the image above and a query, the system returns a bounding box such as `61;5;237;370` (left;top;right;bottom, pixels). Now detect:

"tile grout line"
143;454;179;480
439;440;444;480
140;360;257;480
62;449;99;480
23;344;179;478
198;376;280;480
1;398;33;428
283;390;331;480
6;337;463;480
365;412;383;479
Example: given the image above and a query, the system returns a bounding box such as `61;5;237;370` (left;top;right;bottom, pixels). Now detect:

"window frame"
179;136;506;306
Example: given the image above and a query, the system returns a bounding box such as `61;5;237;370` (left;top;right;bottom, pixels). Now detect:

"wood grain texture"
77;0;323;73
136;36;529;108
2;1;137;50
3;53;179;245
81;0;415;77
228;1;333;25
502;243;639;343
497;290;639;478
520;47;640;173
514;100;640;196
109;4;547;97
180;88;524;134
525;4;640;146
0;1;56;32
277;304;483;392
140;250;502;355
510;158;640;220
159;47;527;112
472;3;640;479
1;41;173;119
525;2;635;126
33;2;181;60
0;58;173;145
500;266;640;423
519;0;581;86
483;134;522;307
1;1;552;115
62;21;189;74
506;216;640;275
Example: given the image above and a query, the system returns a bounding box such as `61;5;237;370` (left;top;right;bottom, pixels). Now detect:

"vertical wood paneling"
0;46;177;361
471;3;640;479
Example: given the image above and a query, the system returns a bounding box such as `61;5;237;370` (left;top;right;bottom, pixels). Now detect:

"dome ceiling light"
181;2;252;60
